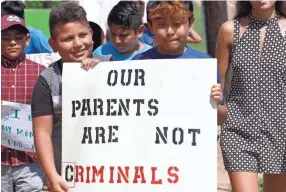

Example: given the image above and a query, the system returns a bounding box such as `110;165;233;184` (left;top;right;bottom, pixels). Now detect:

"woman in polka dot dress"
216;1;286;191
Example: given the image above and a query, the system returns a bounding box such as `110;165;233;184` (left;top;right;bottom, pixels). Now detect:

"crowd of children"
2;1;285;192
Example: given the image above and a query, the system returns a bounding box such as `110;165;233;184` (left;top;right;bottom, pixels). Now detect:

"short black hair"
49;1;88;39
107;1;142;30
146;1;194;24
1;0;25;19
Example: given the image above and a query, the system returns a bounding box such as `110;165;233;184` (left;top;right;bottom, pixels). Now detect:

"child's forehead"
53;21;90;39
58;20;89;28
1;28;27;35
109;23;135;33
149;2;190;23
151;15;164;21
150;14;188;24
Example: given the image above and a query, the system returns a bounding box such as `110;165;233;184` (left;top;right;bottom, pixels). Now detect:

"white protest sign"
26;52;61;68
1;101;35;152
62;59;217;192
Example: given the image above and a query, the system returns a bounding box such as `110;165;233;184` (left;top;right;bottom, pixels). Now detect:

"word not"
155;127;201;146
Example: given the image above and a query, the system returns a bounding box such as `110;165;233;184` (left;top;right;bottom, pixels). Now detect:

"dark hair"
49;1;88;39
1;0;25;19
146;1;193;24
235;1;285;19
89;22;103;51
107;1;142;30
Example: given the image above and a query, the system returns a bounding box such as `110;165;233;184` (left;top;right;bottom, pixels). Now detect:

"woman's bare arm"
216;20;234;125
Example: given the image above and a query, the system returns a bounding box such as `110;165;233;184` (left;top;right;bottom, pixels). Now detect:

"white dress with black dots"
220;14;286;174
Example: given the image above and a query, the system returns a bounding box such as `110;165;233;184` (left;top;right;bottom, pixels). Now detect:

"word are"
81;126;119;144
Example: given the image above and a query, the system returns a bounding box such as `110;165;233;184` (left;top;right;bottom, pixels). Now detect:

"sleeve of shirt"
92;54;115;61
30;30;52;54
131;54;141;60
36;30;52;53
93;46;102;55
31;75;53;117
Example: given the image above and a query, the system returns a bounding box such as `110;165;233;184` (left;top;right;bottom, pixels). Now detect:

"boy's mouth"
73;50;86;56
8;48;19;51
7;48;20;53
166;39;179;43
115;44;124;49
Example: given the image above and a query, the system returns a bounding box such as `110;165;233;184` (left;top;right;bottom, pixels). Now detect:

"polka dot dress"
220;14;286;174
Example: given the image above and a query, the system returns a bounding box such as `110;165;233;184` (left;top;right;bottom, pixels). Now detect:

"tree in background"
203;1;228;57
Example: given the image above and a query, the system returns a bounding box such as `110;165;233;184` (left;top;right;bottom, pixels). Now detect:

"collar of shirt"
1;54;25;69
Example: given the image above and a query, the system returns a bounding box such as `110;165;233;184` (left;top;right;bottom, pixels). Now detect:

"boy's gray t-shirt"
31;55;113;175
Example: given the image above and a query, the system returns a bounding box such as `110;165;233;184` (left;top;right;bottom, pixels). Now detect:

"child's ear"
25;34;30;46
49;38;58;52
189;17;195;29
136;24;145;38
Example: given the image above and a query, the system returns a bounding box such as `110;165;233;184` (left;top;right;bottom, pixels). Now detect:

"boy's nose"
9;40;17;46
114;36;122;44
166;26;175;35
73;37;83;48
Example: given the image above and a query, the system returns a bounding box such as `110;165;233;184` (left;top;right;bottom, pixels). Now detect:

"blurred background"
24;1;236;55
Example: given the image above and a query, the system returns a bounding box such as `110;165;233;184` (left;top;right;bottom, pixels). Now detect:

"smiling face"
49;21;93;62
1;27;29;60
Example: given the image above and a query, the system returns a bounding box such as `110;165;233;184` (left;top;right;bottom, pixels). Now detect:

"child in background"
140;0;202;46
132;1;224;124
1;0;52;54
1;14;45;192
93;1;152;61
31;2;113;192
136;0;155;46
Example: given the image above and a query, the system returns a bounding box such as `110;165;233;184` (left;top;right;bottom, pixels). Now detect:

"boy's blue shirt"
132;46;224;104
139;26;155;46
93;41;152;61
25;27;52;54
139;33;154;46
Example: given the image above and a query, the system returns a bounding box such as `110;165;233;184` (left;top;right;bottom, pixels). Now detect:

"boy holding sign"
133;1;224;116
31;2;113;192
1;15;45;192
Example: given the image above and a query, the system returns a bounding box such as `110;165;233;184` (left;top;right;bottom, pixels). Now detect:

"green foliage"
25;0;61;9
188;3;206;53
259;177;263;192
25;9;51;37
